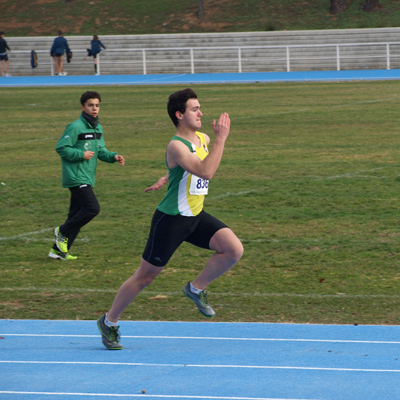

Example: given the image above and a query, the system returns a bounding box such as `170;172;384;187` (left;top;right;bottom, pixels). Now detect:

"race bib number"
189;174;209;195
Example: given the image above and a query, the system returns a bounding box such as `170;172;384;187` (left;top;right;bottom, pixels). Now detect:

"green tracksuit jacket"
55;114;118;188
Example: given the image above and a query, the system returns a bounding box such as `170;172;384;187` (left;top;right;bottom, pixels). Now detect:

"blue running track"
1;69;400;87
1;319;400;400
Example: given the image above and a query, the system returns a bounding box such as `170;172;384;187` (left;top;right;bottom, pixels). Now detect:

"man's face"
81;98;100;118
178;98;203;130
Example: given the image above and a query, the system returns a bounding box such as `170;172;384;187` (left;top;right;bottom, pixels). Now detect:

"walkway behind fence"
6;27;400;77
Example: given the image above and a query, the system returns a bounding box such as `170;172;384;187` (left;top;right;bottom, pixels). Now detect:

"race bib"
189;174;209;195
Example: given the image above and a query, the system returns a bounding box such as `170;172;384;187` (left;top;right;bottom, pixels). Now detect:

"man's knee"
230;240;244;263
87;204;100;218
210;228;244;263
140;273;157;289
221;237;244;264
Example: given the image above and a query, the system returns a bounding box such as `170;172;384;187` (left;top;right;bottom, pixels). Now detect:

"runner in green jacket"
50;91;125;261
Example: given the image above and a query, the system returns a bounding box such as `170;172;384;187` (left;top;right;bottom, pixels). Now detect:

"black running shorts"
142;209;228;267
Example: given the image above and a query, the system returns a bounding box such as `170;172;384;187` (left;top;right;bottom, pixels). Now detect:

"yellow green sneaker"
54;227;68;253
48;248;77;261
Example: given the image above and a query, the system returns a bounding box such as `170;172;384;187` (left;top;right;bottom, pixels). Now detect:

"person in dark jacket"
50;91;125;261
87;35;106;75
50;30;71;76
0;31;11;77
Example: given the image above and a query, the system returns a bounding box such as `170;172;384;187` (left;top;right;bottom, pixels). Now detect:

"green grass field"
1;81;400;325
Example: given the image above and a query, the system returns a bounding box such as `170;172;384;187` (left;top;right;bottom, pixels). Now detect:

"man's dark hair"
0;32;4;36
80;91;101;105
58;30;63;36
167;88;197;127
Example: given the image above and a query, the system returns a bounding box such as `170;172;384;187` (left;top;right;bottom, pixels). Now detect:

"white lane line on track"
0;360;399;373
1;334;400;345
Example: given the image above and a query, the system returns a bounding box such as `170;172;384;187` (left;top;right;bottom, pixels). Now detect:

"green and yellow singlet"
157;132;209;217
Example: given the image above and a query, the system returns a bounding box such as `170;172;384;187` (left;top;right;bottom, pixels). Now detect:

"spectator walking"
0;31;11;77
50;30;71;76
87;35;106;75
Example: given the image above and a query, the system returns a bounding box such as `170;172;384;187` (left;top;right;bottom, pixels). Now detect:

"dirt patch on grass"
0;300;24;309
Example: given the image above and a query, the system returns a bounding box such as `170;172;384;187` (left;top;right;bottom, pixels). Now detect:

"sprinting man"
50;91;125;261
97;88;243;350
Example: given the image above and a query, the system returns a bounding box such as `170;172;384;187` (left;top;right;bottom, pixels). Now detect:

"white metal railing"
11;41;400;75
